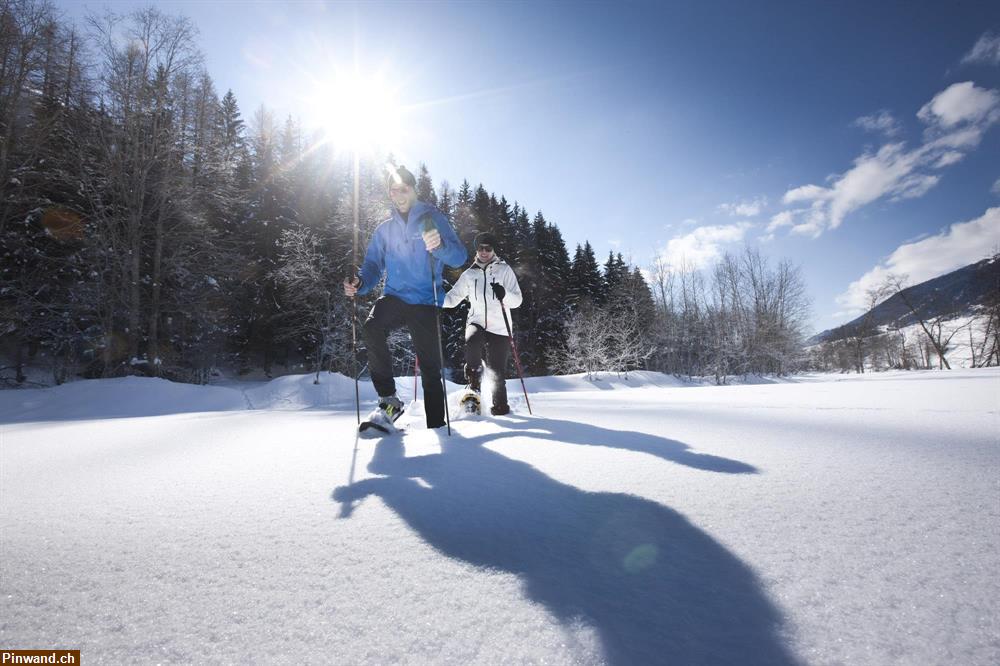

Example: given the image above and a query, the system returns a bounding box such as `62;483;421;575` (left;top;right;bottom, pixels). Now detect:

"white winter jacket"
443;256;523;336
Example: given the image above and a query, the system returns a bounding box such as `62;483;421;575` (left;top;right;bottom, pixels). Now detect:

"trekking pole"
413;356;419;401
351;150;361;425
423;215;451;435
498;298;532;415
351;298;360;424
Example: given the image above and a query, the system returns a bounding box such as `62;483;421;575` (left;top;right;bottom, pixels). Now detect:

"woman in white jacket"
443;232;523;414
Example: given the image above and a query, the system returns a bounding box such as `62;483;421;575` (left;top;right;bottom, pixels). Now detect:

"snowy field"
1;369;997;664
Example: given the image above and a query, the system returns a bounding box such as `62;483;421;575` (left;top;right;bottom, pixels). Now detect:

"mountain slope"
812;256;999;344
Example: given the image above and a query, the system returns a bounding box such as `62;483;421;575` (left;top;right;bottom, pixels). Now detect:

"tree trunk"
128;215;143;371
147;200;166;376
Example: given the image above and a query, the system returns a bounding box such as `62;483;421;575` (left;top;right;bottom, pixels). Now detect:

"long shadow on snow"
332;424;796;665
461;414;758;474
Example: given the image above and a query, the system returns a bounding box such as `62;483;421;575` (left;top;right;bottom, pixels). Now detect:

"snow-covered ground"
1;369;997;664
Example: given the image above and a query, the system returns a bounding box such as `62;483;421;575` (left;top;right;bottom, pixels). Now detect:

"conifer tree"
516;212;570;374
437;181;454;221
569;241;603;308
416;163;438;206
452;180;476;258
471;184;491;242
493;195;516;260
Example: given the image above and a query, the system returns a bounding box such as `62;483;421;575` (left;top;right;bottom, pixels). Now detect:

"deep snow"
1;369;997;664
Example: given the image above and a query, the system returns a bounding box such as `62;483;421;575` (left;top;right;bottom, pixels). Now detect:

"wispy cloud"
718;196;767;217
993;178;1000;196
773;81;1000;238
766;210;797;233
962;31;1000;66
917;81;1000;127
835;207;1000;312
658;223;753;269
852;110;901;137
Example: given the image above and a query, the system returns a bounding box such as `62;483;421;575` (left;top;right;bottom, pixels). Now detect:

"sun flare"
307;68;402;154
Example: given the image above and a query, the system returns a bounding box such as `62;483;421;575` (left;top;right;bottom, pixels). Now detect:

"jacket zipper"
481;265;490;329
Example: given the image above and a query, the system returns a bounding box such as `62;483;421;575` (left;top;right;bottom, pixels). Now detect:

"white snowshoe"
358;397;405;438
459;389;482;415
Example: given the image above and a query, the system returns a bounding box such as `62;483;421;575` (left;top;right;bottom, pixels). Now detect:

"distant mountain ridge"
811;256;999;344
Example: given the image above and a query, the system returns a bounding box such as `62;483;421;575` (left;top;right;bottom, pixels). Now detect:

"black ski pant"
465;325;509;411
363;295;446;428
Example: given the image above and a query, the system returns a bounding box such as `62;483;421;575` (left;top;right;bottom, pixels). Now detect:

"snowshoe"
358;396;405;438
459;389;482;415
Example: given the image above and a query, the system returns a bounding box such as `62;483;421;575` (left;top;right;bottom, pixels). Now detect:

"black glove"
491;282;506;301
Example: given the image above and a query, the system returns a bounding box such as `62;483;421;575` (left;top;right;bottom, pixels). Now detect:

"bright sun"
307;67;402;154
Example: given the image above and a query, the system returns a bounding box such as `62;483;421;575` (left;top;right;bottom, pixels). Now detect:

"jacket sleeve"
428;209;468;268
500;263;523;309
443;270;468;309
356;226;385;296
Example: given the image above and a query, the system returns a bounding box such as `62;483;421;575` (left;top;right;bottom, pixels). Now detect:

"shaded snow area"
1;370;998;664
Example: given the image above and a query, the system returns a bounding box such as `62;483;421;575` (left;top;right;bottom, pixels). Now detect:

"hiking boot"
490;404;510;416
378;394;405;422
465;364;482;392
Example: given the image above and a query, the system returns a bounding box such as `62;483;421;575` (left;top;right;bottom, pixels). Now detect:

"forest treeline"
1;1;813;386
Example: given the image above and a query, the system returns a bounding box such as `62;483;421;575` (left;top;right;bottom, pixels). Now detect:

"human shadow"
332;429;799;664
462;414;758;474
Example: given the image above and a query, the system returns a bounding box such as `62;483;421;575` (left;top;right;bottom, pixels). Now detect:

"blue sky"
60;1;1000;332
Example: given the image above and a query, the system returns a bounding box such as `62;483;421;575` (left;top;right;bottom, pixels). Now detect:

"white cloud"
766;210;797;233
924;124;990;151
993;178;1000;196
962;32;1000;66
889;173;940;201
917;82;1000;128
835;207;1000;312
718;196;767;217
774;82;1000;238
790;220;824;238
782;184;831;205
933;151;965;168
827;144;924;228
658;223;753;270
853;110;901;137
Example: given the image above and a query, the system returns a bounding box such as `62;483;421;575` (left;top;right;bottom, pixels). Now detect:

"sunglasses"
477;244;493;252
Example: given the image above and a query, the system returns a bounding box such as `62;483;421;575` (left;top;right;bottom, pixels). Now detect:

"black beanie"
385;164;417;191
474;231;497;248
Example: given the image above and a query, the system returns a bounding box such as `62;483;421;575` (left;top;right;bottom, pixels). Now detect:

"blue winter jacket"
356;201;468;306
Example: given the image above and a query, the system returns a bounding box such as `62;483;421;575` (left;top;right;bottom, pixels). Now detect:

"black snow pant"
465;325;510;412
363;295;446;428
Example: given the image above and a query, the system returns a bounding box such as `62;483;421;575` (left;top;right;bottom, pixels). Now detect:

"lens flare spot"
40;207;83;241
623;544;658;573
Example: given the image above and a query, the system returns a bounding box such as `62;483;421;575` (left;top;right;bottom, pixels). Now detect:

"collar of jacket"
390;200;432;227
474;256;502;269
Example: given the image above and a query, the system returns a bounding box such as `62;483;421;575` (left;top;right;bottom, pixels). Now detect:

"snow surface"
1;369;998;664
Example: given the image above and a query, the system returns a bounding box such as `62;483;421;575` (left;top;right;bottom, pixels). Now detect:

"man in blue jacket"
343;165;467;428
